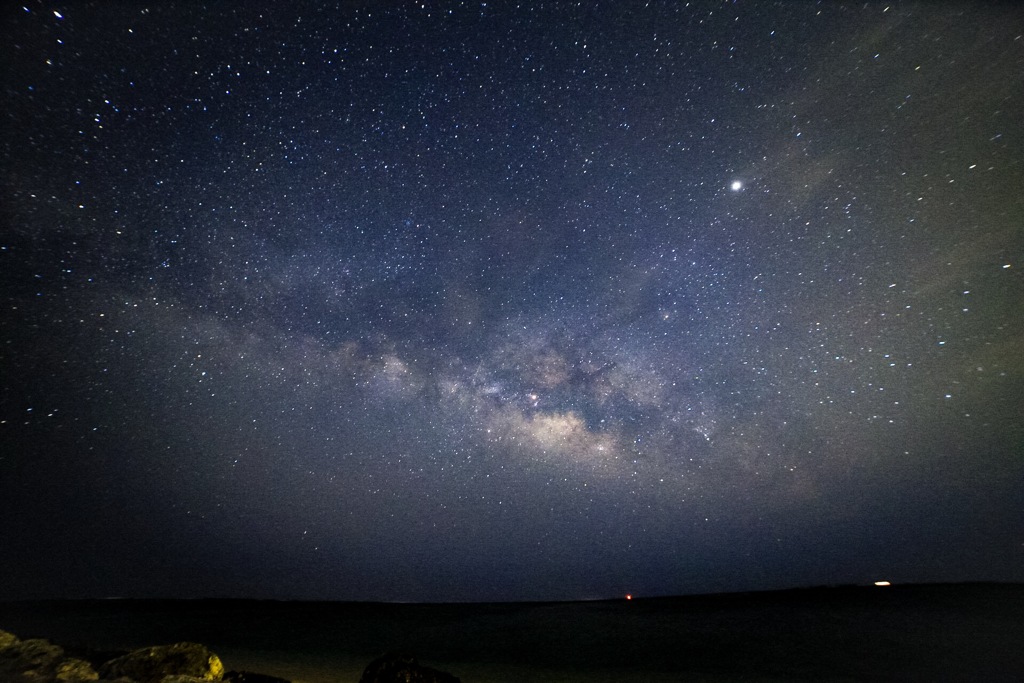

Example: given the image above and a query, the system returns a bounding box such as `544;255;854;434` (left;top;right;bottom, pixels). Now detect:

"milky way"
2;2;1022;601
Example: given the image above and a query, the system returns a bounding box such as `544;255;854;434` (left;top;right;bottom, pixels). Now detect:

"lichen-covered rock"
0;634;99;682
55;658;100;682
358;653;460;683
98;642;223;683
0;636;66;681
0;630;20;650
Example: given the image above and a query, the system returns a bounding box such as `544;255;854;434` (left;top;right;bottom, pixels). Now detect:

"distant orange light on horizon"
874;581;892;586
625;593;633;600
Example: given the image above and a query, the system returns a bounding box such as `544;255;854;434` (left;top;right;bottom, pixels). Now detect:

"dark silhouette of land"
2;583;1022;682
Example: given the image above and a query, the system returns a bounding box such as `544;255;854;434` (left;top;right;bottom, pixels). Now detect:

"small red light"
625;594;633;600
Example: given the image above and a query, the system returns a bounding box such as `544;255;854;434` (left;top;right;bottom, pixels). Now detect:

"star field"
2;1;1022;602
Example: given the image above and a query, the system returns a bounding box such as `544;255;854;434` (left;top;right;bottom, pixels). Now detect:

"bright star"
731;180;743;191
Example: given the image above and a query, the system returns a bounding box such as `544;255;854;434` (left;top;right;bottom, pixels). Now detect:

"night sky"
2;2;1022;603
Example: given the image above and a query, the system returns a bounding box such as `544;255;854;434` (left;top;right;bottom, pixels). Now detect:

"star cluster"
2;2;1022;601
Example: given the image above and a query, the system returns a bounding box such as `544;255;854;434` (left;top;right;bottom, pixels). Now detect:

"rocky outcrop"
54;658;100;682
358;653;460;683
0;630;99;682
0;630;19;650
97;642;223;683
1;629;462;683
1;630;279;683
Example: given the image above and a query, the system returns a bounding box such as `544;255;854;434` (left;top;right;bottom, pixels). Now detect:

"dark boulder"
358;653;460;683
98;642;223;683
